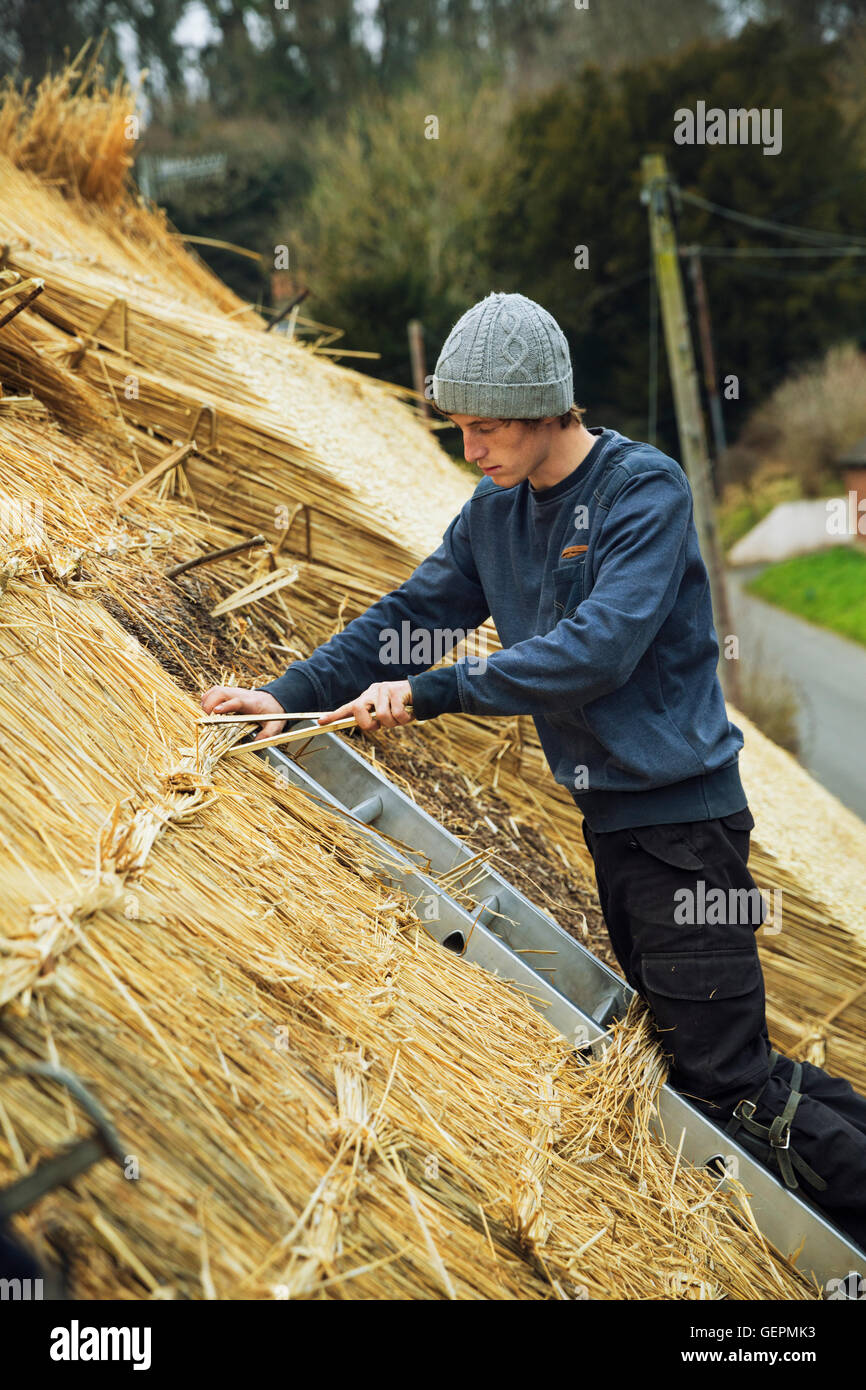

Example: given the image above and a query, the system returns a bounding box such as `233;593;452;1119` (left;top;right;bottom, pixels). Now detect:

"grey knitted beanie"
432;291;573;418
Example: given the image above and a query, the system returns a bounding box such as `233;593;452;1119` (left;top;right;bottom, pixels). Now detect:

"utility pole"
684;245;727;474
408;319;431;421
641;154;740;705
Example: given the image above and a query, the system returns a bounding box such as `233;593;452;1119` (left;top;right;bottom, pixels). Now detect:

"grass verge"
746;545;866;648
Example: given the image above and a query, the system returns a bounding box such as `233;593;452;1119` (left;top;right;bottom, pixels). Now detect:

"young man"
203;291;866;1249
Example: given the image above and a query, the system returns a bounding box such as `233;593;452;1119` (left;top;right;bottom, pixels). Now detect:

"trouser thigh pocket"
629;824;704;870
639;947;769;1104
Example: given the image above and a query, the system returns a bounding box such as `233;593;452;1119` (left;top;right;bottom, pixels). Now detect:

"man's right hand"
200;685;288;744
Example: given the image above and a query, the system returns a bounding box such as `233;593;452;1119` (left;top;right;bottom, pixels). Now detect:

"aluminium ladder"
258;721;866;1293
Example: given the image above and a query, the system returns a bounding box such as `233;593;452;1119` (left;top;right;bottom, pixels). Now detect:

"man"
203;291;866;1249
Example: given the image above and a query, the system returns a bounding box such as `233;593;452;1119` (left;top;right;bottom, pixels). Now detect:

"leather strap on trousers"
725;1049;828;1193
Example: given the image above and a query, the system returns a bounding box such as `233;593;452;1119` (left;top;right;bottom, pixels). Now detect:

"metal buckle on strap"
734;1098;756;1121
771;1121;792;1151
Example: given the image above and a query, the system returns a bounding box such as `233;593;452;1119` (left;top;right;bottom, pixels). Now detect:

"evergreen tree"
479;22;866;446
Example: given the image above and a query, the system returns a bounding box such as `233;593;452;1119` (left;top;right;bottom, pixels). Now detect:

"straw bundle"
0;48;136;207
0;557;814;1298
0;139;244;321
3;247;469;564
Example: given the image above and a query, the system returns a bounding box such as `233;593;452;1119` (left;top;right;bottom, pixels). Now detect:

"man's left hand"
318;680;415;731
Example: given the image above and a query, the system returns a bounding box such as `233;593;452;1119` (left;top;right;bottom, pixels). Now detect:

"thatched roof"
0;539;811;1299
0;58;861;1298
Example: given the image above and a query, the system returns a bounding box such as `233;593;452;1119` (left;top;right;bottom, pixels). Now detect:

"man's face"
446;413;556;488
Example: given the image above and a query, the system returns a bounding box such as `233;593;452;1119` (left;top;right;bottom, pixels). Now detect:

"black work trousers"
581;808;866;1252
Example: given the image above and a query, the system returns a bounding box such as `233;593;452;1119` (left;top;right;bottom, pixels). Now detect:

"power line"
695;245;866;258
771;169;866;220
675;187;866;249
695;261;866;282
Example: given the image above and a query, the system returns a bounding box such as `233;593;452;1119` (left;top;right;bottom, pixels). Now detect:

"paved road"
726;566;866;821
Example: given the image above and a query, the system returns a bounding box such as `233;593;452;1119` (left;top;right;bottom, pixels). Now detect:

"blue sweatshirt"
259;426;747;831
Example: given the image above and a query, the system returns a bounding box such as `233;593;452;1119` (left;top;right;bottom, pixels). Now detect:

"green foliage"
526;0;726;83
719;497;773;552
289;53;513;390
20;6;866;466
717;474;804;552
720;343;866;498
747;545;866;647
479;21;866;448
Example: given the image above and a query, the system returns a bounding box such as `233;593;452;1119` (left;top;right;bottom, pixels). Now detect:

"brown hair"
432;402;587;428
515;404;587;429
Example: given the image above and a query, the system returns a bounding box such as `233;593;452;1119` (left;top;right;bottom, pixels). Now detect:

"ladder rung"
349;794;383;824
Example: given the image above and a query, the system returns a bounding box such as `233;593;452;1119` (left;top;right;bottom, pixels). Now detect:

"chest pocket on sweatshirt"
551;556;586;622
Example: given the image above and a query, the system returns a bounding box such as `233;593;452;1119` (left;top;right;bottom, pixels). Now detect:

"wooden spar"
0;277;45;331
114;440;197;506
198;703;414;726
221;716;358;753
166;534;267;580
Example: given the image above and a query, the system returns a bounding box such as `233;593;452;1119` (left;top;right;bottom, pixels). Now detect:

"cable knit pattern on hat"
432;291;573;418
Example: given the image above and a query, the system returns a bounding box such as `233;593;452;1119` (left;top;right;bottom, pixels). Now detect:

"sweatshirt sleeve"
257;502;490;714
408;467;694;720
